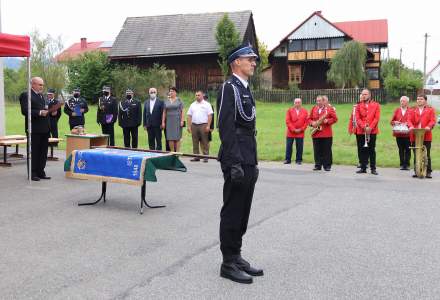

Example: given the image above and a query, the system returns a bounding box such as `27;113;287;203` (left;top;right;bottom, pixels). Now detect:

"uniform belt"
235;127;257;136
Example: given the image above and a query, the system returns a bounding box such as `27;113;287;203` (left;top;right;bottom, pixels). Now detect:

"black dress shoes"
31;176;40;181
426;173;432;179
39;175;51;180
313;166;321;171
324;167;331;171
235;256;264;276
220;262;253;284
283;160;291;164
356;169;367;174
371;169;378;175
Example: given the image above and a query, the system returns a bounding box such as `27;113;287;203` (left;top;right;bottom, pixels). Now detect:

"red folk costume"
285;107;309;138
407;106;436;142
390;107;412;138
309;105;338;138
355;100;380;134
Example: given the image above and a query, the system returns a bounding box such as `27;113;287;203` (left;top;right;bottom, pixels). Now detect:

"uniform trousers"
122;127;138;148
220;164;258;257
312;137;333;168
101;124;115;146
357;134;377;170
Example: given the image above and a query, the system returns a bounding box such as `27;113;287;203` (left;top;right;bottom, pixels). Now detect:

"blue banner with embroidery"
70;148;174;184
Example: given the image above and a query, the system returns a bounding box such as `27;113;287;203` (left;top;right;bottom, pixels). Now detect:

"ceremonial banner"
65;148;186;185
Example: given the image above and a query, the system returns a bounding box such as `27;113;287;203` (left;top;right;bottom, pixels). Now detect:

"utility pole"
423;33;429;88
398;48;402;79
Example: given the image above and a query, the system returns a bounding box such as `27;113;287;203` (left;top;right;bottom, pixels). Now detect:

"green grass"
5;99;440;169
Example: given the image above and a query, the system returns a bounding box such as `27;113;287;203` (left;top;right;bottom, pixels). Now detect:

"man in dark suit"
143;87;164;150
47;88;62;138
97;85;118;146
19;77;51;181
217;45;262;284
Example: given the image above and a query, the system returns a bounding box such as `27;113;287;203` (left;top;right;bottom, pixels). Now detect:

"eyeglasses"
149;92;157;94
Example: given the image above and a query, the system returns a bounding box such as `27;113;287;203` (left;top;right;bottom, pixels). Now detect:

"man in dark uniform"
19;77;51;181
64;88;88;130
47;88;62;138
217;45;263;284
97;85;118;146
118;88;142;148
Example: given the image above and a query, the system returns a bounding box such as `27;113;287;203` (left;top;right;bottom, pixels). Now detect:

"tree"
110;64;174;99
251;38;270;89
30;30;67;96
215;13;241;79
3;31;66;100
327;41;367;88
65;51;113;104
380;58;402;80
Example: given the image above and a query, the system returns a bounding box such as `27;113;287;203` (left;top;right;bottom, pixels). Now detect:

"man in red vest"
284;98;309;165
407;94;436;178
309;95;338;171
355;89;380;175
390;96;412;170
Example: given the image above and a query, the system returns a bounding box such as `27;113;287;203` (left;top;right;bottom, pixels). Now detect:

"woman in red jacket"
285;98;309;164
390;96;412;170
407;94;436;178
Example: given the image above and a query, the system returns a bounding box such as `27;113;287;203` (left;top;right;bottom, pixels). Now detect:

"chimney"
315;11;322;15
80;37;87;49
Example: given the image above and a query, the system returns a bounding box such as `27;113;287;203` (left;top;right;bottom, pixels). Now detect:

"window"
288;40;302;52
331;37;344;49
366;68;379;80
289;65;302;83
317;39;330;50
280;46;286;54
304;39;316;51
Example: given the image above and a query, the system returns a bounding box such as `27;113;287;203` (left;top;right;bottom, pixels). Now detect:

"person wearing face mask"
64;87;89;130
47;88;62;138
97;85;118;146
118;88;142;148
143;87;164;150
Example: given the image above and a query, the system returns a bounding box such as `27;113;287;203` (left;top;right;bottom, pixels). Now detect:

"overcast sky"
2;0;439;72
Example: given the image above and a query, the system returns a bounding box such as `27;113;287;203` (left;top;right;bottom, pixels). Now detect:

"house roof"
56;40;113;61
427;61;440;76
270;11;388;55
334;20;388;45
278;11;354;44
109;10;253;58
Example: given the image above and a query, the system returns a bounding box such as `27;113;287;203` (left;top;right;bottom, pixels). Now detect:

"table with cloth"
64;147;187;214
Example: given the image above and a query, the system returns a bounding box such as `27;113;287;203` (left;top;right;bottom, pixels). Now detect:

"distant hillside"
2;57;22;70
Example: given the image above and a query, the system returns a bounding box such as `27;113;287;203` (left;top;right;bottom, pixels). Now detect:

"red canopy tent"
0;33;32;181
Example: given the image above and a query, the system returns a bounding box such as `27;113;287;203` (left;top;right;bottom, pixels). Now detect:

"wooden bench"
0;136;63;166
0;138;27;166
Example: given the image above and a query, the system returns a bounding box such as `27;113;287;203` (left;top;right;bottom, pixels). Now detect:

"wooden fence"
253;88;418;104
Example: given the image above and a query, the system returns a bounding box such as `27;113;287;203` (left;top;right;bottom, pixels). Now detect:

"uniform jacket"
285;107;308;138
19;89;50;134
64;97;88;128
407;106;436;142
217;75;257;167
118;98;142;128
355;100;380;135
309;105;338;138
390;107;412;138
143;98;164;128
97;96;118;125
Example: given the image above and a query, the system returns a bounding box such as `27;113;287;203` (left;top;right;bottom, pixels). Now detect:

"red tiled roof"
334;19;388;44
56;41;111;61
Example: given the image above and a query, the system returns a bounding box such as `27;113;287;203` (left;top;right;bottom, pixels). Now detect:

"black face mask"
73;93;80;98
103;91;110;97
126;95;132;100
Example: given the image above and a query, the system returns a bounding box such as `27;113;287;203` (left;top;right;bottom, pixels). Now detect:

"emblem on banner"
77;159;86;170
